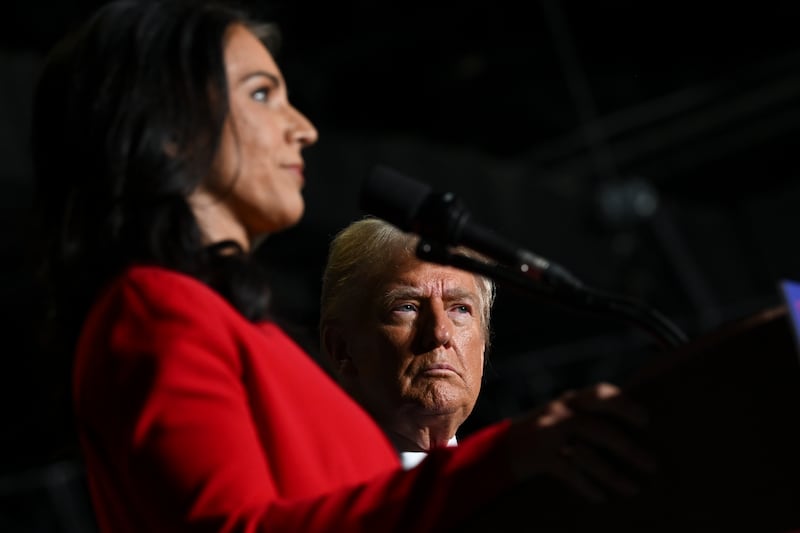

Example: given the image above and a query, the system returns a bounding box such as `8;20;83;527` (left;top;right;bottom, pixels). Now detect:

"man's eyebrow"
382;286;423;305
442;288;478;302
381;286;477;305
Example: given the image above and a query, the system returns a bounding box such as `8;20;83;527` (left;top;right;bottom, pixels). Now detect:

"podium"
464;305;800;532
581;304;800;531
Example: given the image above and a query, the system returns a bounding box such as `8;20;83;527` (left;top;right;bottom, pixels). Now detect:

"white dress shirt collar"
399;436;458;470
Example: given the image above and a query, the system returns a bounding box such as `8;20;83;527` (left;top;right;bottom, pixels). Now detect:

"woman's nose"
286;105;318;146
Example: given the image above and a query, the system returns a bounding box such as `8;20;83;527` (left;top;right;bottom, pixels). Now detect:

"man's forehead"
380;264;480;298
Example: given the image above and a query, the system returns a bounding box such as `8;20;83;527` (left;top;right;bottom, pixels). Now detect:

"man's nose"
419;305;453;350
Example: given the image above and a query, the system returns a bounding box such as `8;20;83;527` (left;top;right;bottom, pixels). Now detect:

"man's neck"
387;421;460;453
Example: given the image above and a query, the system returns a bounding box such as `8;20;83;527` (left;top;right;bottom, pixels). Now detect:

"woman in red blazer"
30;1;655;531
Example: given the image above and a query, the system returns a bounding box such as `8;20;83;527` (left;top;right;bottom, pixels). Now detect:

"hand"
505;382;656;502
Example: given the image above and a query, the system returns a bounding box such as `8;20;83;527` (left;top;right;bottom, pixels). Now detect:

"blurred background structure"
2;1;800;530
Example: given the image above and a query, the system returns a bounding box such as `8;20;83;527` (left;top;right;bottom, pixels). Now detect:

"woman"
32;1;655;531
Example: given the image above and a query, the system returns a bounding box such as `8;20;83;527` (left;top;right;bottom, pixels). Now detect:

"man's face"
340;254;486;432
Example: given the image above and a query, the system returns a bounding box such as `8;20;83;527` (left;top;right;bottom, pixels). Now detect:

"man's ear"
321;322;356;377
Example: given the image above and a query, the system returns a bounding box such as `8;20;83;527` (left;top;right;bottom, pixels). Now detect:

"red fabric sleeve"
74;267;517;533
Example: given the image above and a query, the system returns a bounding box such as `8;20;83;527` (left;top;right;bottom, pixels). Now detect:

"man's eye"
453;305;470;314
394;303;417;313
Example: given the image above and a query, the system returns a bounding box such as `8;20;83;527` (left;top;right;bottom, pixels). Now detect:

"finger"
568;418;657;474
567;383;649;428
559;442;642;497
550;451;608;503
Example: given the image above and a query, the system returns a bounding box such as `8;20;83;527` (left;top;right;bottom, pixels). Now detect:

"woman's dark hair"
31;0;278;356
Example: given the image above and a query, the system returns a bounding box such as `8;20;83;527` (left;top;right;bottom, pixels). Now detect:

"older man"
319;216;656;509
320;216;494;468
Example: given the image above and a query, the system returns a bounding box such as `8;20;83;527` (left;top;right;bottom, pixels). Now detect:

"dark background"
2;1;800;530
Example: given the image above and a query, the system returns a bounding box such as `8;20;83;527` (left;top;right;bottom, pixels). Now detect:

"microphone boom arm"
416;239;689;352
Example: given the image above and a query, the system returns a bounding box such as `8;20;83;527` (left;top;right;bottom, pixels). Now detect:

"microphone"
359;165;584;291
359;164;689;350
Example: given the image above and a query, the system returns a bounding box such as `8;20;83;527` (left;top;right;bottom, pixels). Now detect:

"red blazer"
74;265;513;532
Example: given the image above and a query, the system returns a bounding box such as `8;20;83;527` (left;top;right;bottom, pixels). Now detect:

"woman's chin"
260;204;305;236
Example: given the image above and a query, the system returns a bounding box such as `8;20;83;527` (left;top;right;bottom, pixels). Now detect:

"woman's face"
190;24;318;249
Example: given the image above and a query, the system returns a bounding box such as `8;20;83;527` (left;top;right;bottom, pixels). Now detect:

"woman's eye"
251;87;271;102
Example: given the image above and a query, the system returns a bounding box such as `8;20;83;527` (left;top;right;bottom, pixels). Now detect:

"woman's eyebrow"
239;70;281;86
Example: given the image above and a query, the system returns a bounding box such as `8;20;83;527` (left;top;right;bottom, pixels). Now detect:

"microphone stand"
416;239;689;352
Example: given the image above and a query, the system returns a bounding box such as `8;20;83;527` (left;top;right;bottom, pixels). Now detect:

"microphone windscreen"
359;165;431;231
